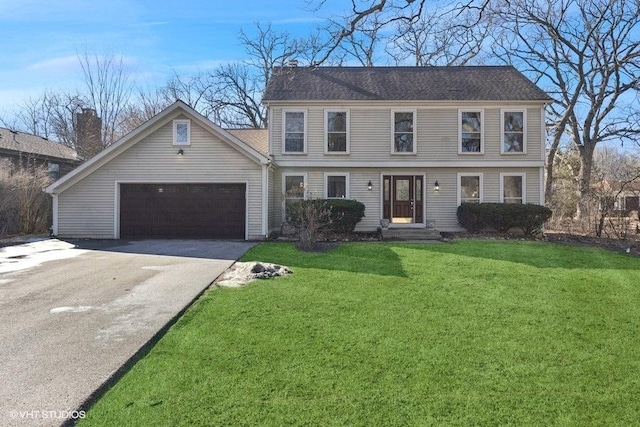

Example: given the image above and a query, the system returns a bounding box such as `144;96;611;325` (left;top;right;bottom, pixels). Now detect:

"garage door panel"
120;184;246;239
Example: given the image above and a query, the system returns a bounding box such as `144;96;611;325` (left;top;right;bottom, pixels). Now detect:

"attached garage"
119;183;246;239
46;101;270;240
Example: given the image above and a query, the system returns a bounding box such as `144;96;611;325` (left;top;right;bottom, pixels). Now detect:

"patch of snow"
215;262;292;288
0;239;87;274
50;306;98;314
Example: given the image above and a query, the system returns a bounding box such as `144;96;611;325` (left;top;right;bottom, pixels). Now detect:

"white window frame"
457;173;484;206
391;109;417;155
173;119;191;145
324;172;350;199
500;172;527;204
501;109;527;154
282;109;307;154
458;109;484;155
282;173;308;221
324;109;350;154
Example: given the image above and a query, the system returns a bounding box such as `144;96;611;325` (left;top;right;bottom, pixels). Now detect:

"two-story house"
263;66;550;233
46;66;549;240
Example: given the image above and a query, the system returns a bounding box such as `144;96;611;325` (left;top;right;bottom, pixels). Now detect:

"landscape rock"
215;262;292;288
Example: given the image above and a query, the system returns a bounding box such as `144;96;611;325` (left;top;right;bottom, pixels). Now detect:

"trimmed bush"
456;203;487;232
325;199;366;233
457;202;552;236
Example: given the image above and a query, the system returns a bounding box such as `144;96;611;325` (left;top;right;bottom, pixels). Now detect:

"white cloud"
26;56;80;75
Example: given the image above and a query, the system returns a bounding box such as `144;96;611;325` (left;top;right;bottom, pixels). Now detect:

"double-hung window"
501;173;526;204
392;110;416;154
502;110;526;153
283;173;307;220
325;110;349;153
459;110;483;154
283;110;306;153
458;173;483;205
324;173;349;199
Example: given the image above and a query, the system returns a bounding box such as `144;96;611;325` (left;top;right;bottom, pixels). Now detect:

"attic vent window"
173;119;191;145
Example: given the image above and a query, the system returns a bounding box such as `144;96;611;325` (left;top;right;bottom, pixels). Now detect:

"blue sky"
0;0;331;116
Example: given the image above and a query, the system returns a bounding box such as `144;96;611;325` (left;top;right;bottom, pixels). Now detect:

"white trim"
457;173;484;206
268;107;274;155
500;109;527;154
323;172;350;199
262;164;269;237
458;109;484;155
114;180;251;240
390;109;417;155
51;194;58;236
500;172;527;204
541;106;547;162
379;172;427;226
264;100;549;109
281;172;308;223
172;119;191;145
276;160;544;168
324;109;350;154
539;167;545;205
282;109;307;154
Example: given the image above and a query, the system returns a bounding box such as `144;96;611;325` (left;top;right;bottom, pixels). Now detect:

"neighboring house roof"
227;128;268;156
263;66;551;102
0;127;78;162
47;100;270;195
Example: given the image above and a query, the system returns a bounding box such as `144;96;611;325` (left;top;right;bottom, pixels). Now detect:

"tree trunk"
545;138;560;205
576;145;595;220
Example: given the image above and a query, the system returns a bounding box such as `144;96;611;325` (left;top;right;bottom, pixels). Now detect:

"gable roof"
226;128;268;156
263;66;551;102
47;100;270;194
0;127;78;161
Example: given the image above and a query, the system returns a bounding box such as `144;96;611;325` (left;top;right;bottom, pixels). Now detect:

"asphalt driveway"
0;239;255;427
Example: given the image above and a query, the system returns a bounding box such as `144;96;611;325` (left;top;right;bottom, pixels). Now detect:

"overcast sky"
0;0;330;117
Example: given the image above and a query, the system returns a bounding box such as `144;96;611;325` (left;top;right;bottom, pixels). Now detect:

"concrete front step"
381;228;442;241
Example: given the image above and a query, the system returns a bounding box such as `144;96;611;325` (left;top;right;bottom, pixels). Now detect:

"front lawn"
79;241;640;426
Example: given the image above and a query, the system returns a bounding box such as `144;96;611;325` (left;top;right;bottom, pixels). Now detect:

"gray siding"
270;103;544;163
274;167;541;232
57;117;265;239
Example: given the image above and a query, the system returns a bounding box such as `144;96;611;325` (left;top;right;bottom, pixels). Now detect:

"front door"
383;175;424;224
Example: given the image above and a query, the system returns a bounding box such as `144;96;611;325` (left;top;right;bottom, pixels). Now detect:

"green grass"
79;241;640;426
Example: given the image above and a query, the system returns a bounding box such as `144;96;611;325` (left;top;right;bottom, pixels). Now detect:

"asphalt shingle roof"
263;66;551;102
226;128;268;156
0;127;78;161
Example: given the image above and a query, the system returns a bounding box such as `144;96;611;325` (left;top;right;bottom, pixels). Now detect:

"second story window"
392;110;416;154
502;110;526;153
325;110;349;153
459;110;483;154
173;119;190;145
283;110;306;153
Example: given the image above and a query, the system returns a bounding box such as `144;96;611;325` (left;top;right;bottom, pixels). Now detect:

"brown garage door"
120;184;245;239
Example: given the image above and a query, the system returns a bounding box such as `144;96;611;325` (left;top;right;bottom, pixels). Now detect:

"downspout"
262;163;269;238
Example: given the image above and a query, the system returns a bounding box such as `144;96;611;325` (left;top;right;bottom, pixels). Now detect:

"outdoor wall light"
434;181;440;192
177;148;184;156
367;180;373;191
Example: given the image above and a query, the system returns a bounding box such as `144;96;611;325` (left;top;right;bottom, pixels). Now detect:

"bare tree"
77;51;134;146
387;7;489;66
305;0;491;65
119;86;174;135
170;23;302;128
489;0;640;219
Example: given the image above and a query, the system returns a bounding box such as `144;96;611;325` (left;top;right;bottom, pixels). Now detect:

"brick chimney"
74;108;102;160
